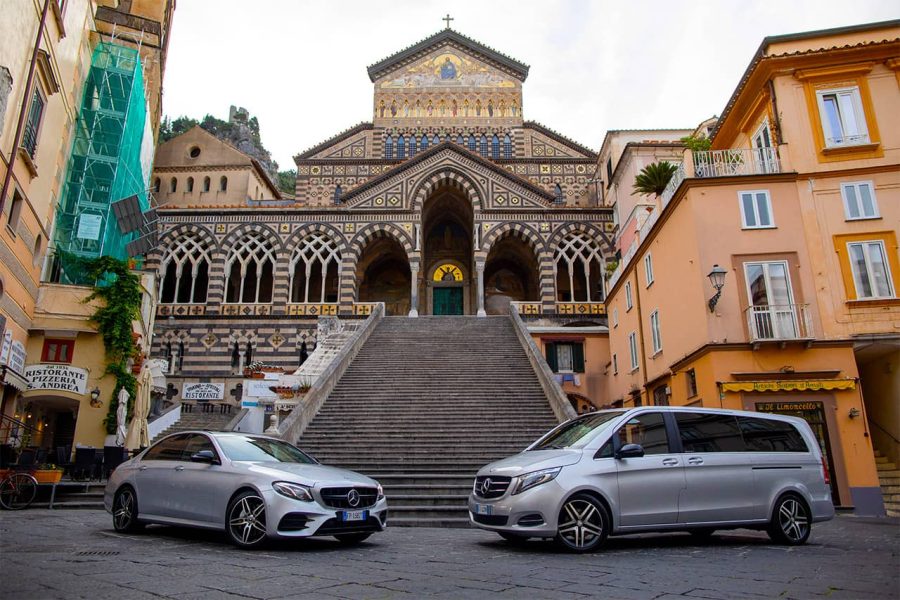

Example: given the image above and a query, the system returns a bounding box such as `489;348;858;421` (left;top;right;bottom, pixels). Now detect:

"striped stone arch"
481;222;545;256
148;223;218;270
219;222;285;255
341;222;415;307
547;221;614;255
282;222;348;256
410;166;483;213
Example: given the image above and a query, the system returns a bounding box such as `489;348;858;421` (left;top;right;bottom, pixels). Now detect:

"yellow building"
604;20;899;516
1;0;174;452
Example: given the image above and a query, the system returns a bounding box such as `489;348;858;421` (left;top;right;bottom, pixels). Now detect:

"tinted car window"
217;436;316;463
183;434;218;460
615;412;670;455
143;434;189;461
738;416;808;452
676;412;745;453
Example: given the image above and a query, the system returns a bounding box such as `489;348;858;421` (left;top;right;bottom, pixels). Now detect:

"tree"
158;116;199;143
680;134;712;152
632;161;678;196
277;169;296;196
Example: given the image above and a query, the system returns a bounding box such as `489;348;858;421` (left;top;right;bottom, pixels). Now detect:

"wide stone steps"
157;411;235;436
298;315;557;527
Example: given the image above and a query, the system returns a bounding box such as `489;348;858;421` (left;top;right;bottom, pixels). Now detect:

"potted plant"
33;464;64;484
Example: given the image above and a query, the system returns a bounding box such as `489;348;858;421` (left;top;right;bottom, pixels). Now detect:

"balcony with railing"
745;304;813;345
693;147;781;179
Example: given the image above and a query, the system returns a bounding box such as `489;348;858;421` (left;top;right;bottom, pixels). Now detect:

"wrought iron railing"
694;147;781;178
745;304;813;342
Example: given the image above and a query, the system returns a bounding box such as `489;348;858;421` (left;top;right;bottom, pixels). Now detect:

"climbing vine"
82;256;143;434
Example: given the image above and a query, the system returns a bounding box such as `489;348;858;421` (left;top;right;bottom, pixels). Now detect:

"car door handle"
139;466;148;471
174;465;185;471
662;458;679;466
687;457;704;465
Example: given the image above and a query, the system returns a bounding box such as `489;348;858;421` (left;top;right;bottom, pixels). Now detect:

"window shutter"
573;343;585;373
545;342;558;372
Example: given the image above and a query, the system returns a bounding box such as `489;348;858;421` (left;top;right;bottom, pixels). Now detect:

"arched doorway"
484;236;540;315
421;184;474;315
356;237;410;316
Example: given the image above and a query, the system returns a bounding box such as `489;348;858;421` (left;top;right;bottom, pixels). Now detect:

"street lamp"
707;264;727;313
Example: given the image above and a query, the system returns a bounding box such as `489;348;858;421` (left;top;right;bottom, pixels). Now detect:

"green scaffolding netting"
51;42;150;284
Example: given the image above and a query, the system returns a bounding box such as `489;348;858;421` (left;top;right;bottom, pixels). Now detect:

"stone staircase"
297;315;559;528
874;451;900;517
154;408;235;439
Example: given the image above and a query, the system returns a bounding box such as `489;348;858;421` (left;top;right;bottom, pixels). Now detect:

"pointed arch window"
409;135;418;158
480;135;488;157
225;232;276;303
467;134;476;152
158;233;211;304
420;135;429;152
554;184;564;205
491;135;500;159
202;176;210;192
397;135;406;159
554;232;605;302
504;134;512;158
457;134;464;146
432;134;440;146
290;232;341;303
385;135;394;159
333;185;342;205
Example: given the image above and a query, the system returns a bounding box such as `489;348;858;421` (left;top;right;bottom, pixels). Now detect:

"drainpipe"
633;269;649;406
0;0;52;215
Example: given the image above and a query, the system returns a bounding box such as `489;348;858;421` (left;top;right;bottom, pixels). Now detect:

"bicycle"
0;470;38;510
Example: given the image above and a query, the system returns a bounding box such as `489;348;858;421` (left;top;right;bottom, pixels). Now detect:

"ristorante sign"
182;382;224;401
25;364;88;395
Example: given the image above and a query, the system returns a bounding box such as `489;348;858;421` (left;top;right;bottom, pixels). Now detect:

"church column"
409;259;420;318
475;259;486;317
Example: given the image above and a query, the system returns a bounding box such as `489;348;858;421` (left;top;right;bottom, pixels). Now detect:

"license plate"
341;510;367;522
475;504;493;516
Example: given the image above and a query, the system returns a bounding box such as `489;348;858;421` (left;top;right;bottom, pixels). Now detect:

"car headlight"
376;483;384;501
513;467;562;495
272;481;313;502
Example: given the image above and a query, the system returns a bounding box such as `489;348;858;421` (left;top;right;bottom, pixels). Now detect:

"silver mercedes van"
469;406;835;552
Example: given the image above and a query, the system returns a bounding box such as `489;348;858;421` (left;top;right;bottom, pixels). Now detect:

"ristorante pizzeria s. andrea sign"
25;364;88;395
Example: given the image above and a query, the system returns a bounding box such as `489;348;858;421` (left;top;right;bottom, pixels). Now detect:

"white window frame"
644;253;654;287
739;189;775;229
628;332;638;372
847;240;895;300
841;181;879;221
625;281;633;311
650;310;662;355
612;307;618;328
815;86;869;148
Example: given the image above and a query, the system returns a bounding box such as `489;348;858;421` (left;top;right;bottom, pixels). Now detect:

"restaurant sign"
25;364;88;395
181;382;224;401
721;379;856;393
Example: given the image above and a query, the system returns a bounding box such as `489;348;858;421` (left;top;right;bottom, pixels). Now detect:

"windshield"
529;411;625;450
217;436;317;463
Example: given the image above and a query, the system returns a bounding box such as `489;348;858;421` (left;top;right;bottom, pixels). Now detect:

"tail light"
821;456;830;485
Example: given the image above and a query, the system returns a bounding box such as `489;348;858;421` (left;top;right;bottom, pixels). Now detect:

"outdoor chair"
56;446;73;475
102;446;127;479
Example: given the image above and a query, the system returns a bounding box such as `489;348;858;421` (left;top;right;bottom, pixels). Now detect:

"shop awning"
1;365;30;392
720;379;856;393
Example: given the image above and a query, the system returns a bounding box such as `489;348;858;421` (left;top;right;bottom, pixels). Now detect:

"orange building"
604;21;899;516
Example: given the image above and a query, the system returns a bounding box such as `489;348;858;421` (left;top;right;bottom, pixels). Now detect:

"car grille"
277;513;310;532
517;513;545;527
473;476;512;499
320;486;378;509
472;513;509;526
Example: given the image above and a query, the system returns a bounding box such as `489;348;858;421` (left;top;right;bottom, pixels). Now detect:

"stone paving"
0;510;897;599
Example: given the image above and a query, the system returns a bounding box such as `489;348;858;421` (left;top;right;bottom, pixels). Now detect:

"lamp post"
707;264;727;313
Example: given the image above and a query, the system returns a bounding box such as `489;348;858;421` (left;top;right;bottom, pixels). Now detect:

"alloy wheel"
556;496;607;551
113;489;135;530
777;497;809;543
228;494;267;547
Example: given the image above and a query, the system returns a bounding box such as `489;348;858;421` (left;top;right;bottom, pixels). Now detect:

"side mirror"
190;450;218;464
616;443;645;459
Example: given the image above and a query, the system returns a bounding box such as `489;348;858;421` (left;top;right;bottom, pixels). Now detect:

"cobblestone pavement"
0;510;897;599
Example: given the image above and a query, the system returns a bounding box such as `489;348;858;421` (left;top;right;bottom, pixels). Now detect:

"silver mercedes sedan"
104;431;387;548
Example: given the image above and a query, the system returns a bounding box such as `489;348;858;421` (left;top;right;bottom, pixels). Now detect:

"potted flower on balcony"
33;464;64;484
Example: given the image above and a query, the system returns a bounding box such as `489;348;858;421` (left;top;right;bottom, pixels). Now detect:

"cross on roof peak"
442;14;454;29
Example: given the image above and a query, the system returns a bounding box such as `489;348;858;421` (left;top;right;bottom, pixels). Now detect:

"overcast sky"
160;0;898;169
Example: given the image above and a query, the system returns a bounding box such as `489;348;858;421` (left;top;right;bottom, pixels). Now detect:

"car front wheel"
112;487;144;533
554;493;610;553
226;491;269;549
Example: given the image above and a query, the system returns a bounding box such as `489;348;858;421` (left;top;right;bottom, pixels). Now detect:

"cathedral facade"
150;29;614;399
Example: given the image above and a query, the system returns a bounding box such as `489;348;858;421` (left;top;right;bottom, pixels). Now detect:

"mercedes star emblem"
347;489;360;507
481;478;492;495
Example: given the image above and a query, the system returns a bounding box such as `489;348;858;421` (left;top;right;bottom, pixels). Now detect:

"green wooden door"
433;287;464;315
